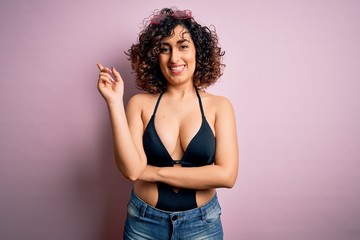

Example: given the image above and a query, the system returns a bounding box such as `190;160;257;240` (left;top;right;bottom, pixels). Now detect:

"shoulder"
200;92;237;131
126;93;160;112
199;90;235;112
128;93;157;103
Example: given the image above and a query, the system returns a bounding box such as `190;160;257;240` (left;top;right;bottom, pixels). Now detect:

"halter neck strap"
152;89;205;117
195;89;205;117
152;93;164;115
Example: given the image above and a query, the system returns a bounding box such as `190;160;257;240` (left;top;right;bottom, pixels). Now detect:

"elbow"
223;178;236;189
122;169;143;182
221;171;238;189
117;165;145;182
124;174;139;182
225;178;236;188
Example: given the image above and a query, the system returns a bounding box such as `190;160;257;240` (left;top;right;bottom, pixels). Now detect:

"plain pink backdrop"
1;0;359;239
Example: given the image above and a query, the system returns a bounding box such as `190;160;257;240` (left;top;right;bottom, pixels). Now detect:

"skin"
97;25;238;207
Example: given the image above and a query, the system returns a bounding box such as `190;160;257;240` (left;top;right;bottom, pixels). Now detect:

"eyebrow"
161;38;191;46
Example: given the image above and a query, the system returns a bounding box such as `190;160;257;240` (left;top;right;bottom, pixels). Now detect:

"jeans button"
171;215;178;221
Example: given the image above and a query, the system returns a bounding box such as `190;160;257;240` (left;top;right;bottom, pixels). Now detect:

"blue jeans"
124;190;223;240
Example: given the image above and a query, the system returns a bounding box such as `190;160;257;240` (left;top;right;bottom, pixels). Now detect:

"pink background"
1;0;360;239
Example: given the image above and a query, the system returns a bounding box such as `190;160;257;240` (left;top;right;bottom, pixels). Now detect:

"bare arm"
97;64;146;181
139;97;239;189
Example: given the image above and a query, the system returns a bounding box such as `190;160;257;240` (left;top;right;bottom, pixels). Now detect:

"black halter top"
143;89;215;167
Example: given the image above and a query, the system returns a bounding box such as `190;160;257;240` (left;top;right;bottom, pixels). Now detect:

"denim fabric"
124;190;223;240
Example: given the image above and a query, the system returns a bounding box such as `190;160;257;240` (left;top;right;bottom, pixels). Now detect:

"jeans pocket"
127;202;141;219
203;205;222;224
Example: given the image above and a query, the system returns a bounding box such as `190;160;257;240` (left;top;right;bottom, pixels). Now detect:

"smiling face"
158;25;196;87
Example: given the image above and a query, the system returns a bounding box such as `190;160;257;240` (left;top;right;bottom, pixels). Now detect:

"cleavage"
154;115;202;161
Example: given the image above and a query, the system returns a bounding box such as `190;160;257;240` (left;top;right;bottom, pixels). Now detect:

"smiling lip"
169;65;185;75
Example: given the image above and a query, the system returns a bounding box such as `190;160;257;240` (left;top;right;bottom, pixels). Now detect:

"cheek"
158;57;168;69
187;53;196;68
184;50;195;62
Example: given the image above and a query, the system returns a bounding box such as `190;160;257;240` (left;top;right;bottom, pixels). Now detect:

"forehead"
161;25;192;43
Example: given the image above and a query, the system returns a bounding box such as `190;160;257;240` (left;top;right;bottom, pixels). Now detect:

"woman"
97;7;238;240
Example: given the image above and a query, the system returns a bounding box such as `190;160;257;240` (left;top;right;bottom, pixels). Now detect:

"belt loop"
200;205;207;221
139;201;147;217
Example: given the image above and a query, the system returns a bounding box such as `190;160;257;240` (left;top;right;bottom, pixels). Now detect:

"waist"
129;189;220;218
133;181;216;208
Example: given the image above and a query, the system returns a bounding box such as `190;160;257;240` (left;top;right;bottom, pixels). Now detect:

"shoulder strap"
195;89;205;117
153;93;163;115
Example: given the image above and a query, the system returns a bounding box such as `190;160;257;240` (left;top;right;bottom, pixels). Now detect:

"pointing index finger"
97;63;104;71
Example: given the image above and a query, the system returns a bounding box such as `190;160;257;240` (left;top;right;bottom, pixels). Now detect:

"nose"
170;49;180;63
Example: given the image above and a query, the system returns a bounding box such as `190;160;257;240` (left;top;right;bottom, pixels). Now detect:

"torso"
134;181;216;207
133;90;218;208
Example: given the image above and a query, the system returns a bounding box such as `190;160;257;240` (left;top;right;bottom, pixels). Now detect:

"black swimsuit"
143;89;216;211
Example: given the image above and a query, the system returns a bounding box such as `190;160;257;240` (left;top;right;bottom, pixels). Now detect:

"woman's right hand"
97;63;124;104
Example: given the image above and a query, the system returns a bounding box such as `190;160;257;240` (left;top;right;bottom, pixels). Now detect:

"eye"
160;46;170;53
180;45;189;50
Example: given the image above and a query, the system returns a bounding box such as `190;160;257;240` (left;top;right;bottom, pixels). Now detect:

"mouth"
169;65;185;74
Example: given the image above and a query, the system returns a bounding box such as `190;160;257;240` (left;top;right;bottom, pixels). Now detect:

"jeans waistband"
129;190;220;221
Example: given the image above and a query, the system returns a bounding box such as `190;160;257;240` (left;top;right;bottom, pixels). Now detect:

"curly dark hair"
126;7;225;94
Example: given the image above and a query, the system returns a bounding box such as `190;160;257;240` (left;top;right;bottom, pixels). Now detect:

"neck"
165;83;196;99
